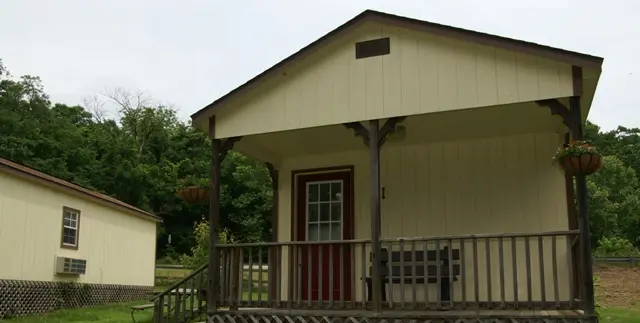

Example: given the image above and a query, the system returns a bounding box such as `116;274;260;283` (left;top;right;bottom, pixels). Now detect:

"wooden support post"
369;119;382;313
207;118;221;321
570;95;596;316
266;163;279;303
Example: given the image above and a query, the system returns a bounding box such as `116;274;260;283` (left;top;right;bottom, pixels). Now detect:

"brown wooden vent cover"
355;37;390;59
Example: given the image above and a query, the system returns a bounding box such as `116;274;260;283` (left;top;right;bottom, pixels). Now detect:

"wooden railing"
151;264;208;323
216;230;581;311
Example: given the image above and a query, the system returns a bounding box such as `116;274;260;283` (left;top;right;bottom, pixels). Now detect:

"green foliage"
0;60;272;260
552;140;600;162
180;217;235;269
594;236;640;257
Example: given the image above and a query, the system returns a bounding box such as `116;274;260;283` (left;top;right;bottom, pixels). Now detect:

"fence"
593;256;638;267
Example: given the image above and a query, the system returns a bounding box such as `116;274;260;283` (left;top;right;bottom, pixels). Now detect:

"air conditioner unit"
55;256;87;275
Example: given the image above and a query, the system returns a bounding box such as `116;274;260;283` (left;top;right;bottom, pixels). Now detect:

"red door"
296;171;353;302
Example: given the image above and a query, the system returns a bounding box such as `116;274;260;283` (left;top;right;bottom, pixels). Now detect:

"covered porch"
194;102;590;322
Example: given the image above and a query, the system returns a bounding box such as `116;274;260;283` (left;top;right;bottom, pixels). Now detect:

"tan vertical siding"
0;172;156;286
213;22;573;138
276;132;569;302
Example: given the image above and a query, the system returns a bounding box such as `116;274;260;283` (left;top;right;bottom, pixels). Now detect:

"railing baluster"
435;239;441;309
511;236;519;309
307;244;312;308
157;295;165;323
258;247;263;306
566;236;575;309
249;247;254;306
287;245;293;309
472;237;479;309
361;242;366;309
538;236;546;308
230;248;238;309
238;248;244;307
400;239;405;309
460;239;467;309
411;240;417;309
319;244;324;309
485;237;492;308
166;287;172;322
448;238;454;308
387;241;394;308
297;246;302;306
277;245;282;308
197;268;204;313
189;272;195;320
340;243;345;309
422;241;428;309
552;235;559;309
329;243;334;308
525;236;532;309
499;237;505;309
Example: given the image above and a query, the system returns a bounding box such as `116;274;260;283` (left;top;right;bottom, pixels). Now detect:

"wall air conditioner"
55;256;87;275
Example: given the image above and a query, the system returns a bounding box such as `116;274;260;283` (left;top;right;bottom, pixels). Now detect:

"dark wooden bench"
365;246;460;302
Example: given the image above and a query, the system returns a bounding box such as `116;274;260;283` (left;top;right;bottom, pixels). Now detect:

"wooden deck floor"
219;307;585;318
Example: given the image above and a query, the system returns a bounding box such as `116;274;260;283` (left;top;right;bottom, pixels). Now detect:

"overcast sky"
1;0;637;131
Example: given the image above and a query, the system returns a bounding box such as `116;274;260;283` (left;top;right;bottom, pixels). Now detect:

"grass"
5;301;153;323
600;305;640;323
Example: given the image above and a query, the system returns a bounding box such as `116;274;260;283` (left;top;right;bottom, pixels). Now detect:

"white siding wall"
0;173;157;286
212;21;574;138
276;132;571;302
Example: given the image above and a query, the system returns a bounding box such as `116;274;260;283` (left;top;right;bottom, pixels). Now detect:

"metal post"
207;118;221;322
369;119;382;312
570;96;595;316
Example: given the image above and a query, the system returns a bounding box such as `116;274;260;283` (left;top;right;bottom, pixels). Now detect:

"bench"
365;246;460;302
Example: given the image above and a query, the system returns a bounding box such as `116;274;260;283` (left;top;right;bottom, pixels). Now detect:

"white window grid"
305;180;343;241
63;210;79;246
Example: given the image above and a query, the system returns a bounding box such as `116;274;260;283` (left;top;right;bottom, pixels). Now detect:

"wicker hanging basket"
560;154;603;175
178;186;210;204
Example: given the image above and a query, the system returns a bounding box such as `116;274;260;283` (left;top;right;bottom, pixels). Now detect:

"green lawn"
5;301;153;323
600;306;640;323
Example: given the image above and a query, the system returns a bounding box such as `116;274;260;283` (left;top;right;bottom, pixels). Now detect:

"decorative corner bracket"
536;99;573;130
343;117;407;148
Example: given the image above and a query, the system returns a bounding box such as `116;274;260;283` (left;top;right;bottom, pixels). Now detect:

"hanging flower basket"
177;175;211;204
178;186;210;204
553;140;603;175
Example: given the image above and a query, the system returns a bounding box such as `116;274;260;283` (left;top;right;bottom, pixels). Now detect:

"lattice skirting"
0;279;154;318
206;313;596;323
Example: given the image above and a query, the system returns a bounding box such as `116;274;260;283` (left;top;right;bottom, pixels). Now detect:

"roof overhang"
0;158;162;223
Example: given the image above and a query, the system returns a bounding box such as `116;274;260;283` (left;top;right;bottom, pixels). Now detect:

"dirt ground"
595;264;640;307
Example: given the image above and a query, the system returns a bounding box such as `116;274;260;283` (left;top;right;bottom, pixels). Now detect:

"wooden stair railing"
151;264;208;323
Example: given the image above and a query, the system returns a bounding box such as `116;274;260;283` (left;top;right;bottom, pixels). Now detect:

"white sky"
1;0;637;131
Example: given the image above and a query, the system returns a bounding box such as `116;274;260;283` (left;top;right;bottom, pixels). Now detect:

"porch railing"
216;230;581;311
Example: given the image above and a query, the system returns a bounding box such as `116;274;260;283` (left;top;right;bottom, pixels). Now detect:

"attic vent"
355;37;390;59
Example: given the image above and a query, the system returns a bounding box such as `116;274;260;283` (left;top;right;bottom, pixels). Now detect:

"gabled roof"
0;157;162;222
191;9;604;120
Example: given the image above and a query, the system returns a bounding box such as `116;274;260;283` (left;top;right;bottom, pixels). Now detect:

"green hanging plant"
552;140;603;175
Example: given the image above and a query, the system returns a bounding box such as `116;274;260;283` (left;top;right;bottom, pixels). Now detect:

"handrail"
150;263;208;301
215;230;579;248
382;230;580;242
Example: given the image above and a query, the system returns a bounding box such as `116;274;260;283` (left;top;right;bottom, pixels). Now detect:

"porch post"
207;117;221;321
570;96;595;316
368;119;382;312
266;163;279;301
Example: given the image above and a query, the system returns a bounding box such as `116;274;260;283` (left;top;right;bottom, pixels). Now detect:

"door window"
306;181;343;241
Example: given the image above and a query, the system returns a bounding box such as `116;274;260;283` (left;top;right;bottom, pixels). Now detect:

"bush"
593;236;640;257
180;217;235;269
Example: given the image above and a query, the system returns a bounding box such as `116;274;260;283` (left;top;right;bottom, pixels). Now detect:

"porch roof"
191;9;603;135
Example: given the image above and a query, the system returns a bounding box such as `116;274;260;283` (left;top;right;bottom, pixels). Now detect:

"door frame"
289;165;355;300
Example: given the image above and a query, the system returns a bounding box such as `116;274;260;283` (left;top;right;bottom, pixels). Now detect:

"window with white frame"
61;207;80;248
